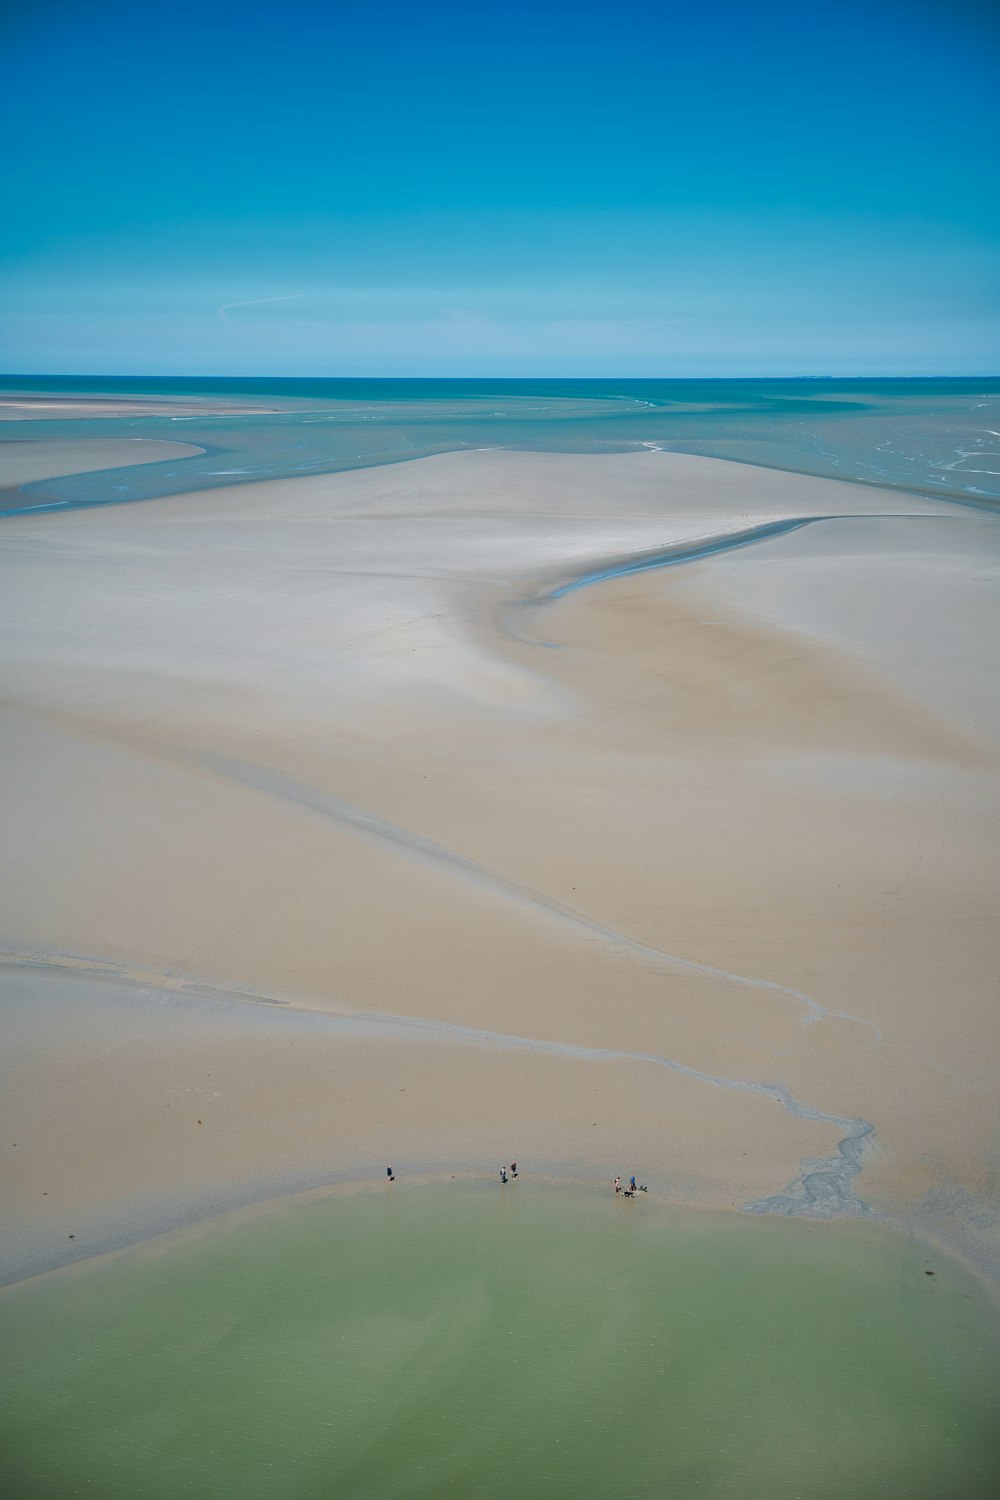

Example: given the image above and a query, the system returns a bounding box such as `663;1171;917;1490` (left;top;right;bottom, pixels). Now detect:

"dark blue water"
2;376;999;514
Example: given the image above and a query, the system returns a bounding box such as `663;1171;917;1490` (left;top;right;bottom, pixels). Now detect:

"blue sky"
1;0;997;375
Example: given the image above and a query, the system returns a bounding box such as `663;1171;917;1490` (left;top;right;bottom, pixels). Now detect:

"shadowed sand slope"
1;449;998;1284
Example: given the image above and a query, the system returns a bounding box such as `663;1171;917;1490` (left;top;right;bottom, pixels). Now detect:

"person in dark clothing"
386;1166;395;1182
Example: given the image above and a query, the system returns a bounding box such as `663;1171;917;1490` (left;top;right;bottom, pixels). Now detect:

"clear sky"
1;0;997;376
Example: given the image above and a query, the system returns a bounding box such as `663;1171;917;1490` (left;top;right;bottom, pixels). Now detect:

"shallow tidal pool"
2;1181;998;1499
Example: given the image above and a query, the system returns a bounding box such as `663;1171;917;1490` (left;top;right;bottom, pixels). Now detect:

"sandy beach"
1;445;998;1288
0;392;284;421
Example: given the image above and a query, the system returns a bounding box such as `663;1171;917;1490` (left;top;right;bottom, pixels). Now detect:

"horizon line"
2;371;999;384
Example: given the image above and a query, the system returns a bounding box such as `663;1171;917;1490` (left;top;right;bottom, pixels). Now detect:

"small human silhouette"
500;1167;508;1184
614;1176;621;1194
510;1162;518;1178
386;1166;395;1182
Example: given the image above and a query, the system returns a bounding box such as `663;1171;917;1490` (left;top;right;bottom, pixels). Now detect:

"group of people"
614;1174;648;1199
385;1163;647;1194
386;1162;519;1183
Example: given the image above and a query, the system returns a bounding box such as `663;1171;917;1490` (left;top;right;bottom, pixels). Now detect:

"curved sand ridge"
1;448;997;1286
0;437;206;513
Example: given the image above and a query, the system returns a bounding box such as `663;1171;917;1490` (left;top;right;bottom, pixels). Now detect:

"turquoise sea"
2;376;999;513
2;1183;999;1500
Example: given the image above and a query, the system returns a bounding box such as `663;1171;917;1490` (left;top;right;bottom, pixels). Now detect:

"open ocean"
2;376;999;513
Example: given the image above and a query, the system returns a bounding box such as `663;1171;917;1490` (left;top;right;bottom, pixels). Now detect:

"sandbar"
0;392;282;421
0;437;206;513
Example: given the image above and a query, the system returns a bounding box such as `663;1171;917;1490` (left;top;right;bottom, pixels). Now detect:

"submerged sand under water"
2;1183;998;1500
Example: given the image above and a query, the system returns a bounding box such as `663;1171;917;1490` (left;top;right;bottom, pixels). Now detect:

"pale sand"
1;449;998;1285
0;394;281;421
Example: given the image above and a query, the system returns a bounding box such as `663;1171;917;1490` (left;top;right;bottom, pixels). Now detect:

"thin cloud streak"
216;294;302;327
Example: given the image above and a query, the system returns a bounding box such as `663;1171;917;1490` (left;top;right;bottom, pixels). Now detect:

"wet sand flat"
1;448;998;1288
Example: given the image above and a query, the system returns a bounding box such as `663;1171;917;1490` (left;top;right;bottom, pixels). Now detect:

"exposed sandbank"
0;393;282;421
1;448;997;1286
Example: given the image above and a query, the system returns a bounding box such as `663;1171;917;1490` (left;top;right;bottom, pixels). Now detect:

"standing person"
500;1166;508;1184
386;1166;395;1182
510;1162;518;1178
614;1176;621;1194
630;1175;636;1193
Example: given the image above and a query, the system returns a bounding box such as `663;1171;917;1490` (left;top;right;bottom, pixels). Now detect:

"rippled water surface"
2;1183;998;1499
2;376;999;513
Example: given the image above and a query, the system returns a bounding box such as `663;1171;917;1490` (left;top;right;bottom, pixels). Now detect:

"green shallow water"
2;1184;998;1500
